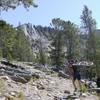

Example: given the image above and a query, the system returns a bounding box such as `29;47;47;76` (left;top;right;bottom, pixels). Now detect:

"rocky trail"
0;61;99;100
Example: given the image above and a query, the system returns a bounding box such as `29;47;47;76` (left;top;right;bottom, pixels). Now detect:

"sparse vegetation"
6;91;24;100
0;79;5;93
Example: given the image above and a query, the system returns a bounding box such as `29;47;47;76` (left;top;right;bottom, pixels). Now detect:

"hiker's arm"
68;66;74;77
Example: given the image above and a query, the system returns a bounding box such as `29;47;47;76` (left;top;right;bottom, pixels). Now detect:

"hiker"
68;59;82;93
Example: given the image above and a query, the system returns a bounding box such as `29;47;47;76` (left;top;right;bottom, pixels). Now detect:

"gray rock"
0;96;6;100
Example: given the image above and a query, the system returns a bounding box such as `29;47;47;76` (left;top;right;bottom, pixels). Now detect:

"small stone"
75;99;80;100
47;93;52;97
82;93;87;97
0;96;6;100
64;90;70;94
10;92;16;96
1;76;11;82
32;86;38;91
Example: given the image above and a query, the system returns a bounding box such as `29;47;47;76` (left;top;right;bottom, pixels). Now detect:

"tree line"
0;20;33;61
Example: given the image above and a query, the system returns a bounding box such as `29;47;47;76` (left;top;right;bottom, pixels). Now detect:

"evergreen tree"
13;27;34;61
38;39;46;65
80;5;99;79
63;21;80;60
0;0;37;11
50;31;64;68
81;5;96;61
0;20;16;60
0;20;34;61
32;37;47;65
50;18;65;68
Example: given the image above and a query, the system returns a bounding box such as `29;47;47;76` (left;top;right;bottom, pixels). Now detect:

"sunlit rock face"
18;23;52;60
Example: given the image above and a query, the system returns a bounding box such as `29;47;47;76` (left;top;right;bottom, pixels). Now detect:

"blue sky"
1;0;100;28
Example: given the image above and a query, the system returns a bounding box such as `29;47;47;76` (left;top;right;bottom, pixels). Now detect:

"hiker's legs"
76;74;82;92
77;79;82;91
74;73;82;92
72;78;77;91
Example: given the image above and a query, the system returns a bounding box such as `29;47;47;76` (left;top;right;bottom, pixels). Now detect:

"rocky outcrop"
0;60;45;83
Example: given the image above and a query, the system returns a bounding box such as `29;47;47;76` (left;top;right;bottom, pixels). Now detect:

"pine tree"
80;5;98;79
0;0;37;11
81;5;96;61
0;20;16;60
63;21;80;60
13;27;34;61
50;18;65;68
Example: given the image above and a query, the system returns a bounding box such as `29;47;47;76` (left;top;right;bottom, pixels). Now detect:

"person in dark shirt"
68;59;82;93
